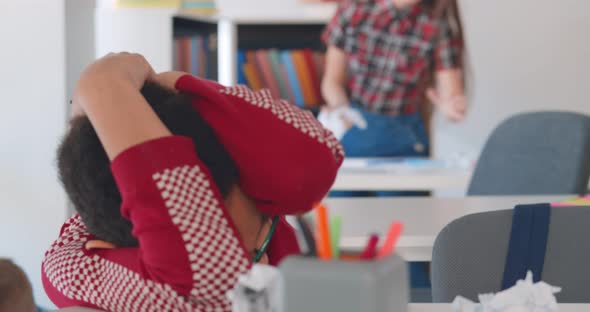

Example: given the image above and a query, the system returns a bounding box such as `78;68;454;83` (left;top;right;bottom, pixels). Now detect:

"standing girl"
321;0;466;158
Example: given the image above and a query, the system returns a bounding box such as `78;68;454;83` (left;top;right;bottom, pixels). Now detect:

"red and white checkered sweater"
42;75;344;311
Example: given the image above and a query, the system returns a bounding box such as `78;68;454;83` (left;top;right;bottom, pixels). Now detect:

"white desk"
324;195;573;261
333;157;590;192
408;303;588;311
332;158;471;191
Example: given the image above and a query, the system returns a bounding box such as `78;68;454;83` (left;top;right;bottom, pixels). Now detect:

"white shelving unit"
95;3;337;86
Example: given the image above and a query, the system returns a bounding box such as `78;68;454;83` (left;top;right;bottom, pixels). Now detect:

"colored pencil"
315;204;332;260
360;234;380;260
330;215;342;259
378;221;404;259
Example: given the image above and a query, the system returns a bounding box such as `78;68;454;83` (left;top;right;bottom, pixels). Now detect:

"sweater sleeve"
175;75;345;216
42;136;251;311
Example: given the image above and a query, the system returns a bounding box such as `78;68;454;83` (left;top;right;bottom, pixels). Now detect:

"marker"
360;234;380;260
330;215;342;259
378;221;403;259
315;204;332;260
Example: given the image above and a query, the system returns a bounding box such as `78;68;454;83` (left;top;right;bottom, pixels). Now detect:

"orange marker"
315;203;332;260
378;221;403;258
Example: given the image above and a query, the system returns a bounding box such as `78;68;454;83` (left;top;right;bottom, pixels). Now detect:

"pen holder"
279;254;408;312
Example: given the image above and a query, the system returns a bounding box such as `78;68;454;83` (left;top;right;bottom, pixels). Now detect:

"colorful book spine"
267;49;290;101
255;50;281;98
190;36;199;76
280;51;305;107
205;34;217;80
237;50;247;85
279;64;297;105
243;63;264;90
178;37;191;73
181;0;217;14
198;36;207;77
291;50;318;106
173;34;217;81
303;49;323;106
117;0;180;7
246;51;267;89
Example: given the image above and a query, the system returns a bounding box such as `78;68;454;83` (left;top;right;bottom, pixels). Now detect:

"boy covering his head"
42;53;343;311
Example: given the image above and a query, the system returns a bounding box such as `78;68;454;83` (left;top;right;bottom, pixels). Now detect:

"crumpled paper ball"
452;271;561;312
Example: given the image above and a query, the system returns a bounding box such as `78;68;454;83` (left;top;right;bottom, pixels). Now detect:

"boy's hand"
72;52;156;117
79;52;156;90
153;71;187;91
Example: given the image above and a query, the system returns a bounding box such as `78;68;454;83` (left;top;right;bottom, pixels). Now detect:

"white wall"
433;0;590;160
66;0;96;109
0;0;67;309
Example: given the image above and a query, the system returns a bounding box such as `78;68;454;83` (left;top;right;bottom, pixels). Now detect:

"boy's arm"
173;74;345;216
73;53;170;160
43;54;251;310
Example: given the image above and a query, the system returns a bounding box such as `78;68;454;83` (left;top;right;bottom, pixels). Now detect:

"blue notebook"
280;51;304;107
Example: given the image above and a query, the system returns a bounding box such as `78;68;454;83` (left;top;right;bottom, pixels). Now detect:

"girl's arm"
321;45;350;109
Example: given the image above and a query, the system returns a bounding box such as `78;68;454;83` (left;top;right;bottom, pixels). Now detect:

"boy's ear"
85;240;116;250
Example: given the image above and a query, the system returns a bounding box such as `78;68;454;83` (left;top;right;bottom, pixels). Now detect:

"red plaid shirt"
322;0;462;115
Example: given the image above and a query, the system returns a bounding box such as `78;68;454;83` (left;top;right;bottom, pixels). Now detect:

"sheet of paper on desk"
341;158;449;173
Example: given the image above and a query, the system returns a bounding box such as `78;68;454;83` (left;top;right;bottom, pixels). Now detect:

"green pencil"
330;215;342;259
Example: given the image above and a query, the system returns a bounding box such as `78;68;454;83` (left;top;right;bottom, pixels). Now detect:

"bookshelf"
95;3;337;87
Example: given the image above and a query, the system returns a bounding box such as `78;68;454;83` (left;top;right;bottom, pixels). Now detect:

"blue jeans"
331;109;430;198
341;108;429;158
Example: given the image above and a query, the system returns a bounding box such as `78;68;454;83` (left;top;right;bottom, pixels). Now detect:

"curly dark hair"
57;82;239;247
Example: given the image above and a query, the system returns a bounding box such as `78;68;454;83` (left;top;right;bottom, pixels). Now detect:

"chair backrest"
431;206;590;303
467;111;590;195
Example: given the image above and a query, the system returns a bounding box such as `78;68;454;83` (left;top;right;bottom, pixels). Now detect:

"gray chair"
468;111;590;195
431;206;590;303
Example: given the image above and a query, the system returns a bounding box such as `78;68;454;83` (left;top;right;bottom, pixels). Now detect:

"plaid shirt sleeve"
433;17;462;70
321;1;354;50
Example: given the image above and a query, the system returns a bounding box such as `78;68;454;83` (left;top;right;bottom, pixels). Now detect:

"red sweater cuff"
111;135;198;199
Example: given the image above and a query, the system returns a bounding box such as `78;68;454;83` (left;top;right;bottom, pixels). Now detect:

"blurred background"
1;0;589;308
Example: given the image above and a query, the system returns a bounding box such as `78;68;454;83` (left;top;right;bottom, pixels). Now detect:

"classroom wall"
0;0;67;308
433;0;590;160
66;0;96;110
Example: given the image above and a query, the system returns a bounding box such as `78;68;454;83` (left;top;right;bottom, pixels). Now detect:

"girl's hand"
427;87;467;122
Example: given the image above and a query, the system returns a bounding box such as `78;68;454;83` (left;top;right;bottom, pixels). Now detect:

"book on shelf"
117;0;217;13
239;49;325;108
173;33;217;81
173;34;325;107
280;51;305;107
236;50;248;85
255;50;281;98
291;50;318;106
116;0;180;7
181;0;217;14
267;49;293;104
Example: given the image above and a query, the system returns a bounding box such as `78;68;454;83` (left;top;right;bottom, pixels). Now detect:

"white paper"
452;272;561;312
228;264;283;312
317;107;367;140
